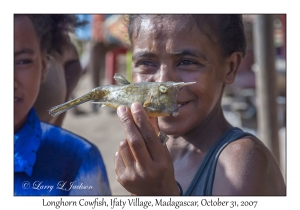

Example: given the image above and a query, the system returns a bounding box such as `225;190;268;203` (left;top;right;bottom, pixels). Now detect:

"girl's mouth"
14;97;22;106
170;101;191;117
177;101;190;108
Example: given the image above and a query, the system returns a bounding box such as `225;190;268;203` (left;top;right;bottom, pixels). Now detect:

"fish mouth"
171;109;179;116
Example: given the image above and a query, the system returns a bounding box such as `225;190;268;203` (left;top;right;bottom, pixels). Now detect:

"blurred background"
60;14;286;195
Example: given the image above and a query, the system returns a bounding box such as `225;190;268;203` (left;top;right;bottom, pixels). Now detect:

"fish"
49;73;195;118
48;74;195;144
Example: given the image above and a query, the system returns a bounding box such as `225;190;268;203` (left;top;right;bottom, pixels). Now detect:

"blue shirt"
14;109;111;195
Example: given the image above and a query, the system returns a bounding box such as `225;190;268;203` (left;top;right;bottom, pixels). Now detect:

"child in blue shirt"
14;14;111;196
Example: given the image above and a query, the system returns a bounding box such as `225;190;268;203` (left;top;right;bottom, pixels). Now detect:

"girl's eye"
137;60;155;67
16;59;33;65
178;60;195;66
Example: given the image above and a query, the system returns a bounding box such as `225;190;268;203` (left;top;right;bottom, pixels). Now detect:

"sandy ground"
62;70;130;196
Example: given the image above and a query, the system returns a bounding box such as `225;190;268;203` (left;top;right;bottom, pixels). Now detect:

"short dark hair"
126;14;246;57
16;14;86;55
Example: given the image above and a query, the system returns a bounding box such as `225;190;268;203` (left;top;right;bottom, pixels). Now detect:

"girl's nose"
155;64;177;83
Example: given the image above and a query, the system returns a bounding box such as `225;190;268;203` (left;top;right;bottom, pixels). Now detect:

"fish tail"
48;91;95;117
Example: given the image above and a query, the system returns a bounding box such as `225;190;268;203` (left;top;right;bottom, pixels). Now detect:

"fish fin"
143;101;151;107
92;102;119;109
114;73;131;85
143;93;152;107
91;102;106;108
158;131;169;145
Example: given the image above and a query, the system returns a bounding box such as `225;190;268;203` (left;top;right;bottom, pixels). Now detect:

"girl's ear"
40;52;48;82
223;52;243;85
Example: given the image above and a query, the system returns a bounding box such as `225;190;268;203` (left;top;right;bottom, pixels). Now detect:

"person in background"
114;14;286;196
14;14;111;195
33;38;84;126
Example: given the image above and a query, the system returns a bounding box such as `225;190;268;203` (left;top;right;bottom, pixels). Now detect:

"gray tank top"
184;127;254;195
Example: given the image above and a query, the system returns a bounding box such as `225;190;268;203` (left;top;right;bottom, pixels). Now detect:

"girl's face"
131;16;239;136
14;15;46;132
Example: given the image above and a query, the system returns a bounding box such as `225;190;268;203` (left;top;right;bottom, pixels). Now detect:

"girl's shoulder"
213;135;286;195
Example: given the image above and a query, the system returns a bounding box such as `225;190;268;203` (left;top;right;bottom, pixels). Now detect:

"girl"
114;15;286;196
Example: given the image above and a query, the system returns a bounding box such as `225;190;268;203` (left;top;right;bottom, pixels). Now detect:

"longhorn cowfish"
48;74;195;144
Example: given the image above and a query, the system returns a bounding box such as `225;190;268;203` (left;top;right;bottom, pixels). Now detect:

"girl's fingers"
130;103;166;162
118;139;135;167
117;105;152;166
149;117;159;134
114;151;126;179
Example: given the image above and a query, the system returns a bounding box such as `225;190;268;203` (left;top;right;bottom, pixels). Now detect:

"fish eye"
159;85;168;93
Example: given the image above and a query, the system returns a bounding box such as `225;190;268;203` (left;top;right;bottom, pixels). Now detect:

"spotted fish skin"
48;74;195;118
94;81;180;117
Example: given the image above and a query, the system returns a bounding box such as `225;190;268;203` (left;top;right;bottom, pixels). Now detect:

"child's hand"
115;102;179;195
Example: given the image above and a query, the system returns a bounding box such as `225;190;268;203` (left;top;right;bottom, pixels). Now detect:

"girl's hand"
115;102;179;195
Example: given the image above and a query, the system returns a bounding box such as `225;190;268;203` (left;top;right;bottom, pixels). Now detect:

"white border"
4;0;298;209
